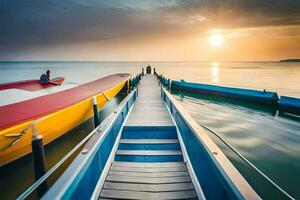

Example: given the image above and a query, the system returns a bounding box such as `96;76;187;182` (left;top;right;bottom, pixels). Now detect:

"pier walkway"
98;75;198;199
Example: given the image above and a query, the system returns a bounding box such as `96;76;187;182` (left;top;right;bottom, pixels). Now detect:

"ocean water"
0;61;299;199
0;61;300;97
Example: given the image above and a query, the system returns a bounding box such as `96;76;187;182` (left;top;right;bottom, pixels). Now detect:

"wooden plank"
108;171;189;177
119;139;178;144
106;174;191;184
116;150;182;156
110;166;187;173
112;161;186;168
97;76;199;200
125;74;174;127
100;189;197;199
103;182;194;192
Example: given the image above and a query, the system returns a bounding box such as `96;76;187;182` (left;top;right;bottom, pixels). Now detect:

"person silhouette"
40;70;50;85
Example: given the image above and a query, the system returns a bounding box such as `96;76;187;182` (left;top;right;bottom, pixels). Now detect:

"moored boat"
0;77;65;91
0;74;130;166
171;80;279;106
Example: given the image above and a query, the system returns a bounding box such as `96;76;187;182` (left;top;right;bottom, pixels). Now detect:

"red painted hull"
0;74;129;131
0;77;65;91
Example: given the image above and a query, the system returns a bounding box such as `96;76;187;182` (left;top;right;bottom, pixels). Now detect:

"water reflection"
173;92;300;199
211;62;220;83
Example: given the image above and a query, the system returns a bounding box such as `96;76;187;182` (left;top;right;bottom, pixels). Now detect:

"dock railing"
17;89;137;200
158;74;295;200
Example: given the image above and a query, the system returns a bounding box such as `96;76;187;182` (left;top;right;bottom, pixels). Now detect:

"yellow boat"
0;74;130;166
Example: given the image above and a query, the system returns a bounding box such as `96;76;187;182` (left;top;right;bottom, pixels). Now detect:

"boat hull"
0;78;128;166
0;77;65;91
171;80;279;105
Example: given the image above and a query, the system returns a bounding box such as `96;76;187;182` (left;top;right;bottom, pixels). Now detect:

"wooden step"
108;170;189;178
103;182;194;192
99;189;197;199
106;174;191;184
110;165;187;173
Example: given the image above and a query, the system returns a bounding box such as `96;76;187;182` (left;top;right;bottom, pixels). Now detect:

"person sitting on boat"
40;70;59;85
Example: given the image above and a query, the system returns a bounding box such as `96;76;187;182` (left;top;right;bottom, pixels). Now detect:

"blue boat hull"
171;80;279;105
279;96;300;115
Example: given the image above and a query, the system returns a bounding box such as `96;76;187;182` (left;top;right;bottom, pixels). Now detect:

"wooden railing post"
31;125;48;197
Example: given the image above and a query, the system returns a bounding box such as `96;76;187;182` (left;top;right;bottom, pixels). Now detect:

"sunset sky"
1;0;300;61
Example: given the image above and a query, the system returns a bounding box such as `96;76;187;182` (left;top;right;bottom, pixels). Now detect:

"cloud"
168;0;300;28
0;0;300;59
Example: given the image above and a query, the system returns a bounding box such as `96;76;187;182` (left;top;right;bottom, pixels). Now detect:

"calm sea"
0;61;299;199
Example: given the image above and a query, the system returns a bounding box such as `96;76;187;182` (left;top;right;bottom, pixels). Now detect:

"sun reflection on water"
211;62;220;83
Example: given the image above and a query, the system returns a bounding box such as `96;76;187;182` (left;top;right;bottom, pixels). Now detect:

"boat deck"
98;75;198;199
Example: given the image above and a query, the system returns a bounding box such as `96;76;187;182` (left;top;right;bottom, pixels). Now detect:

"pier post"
31;125;48;197
127;80;130;94
93;96;100;127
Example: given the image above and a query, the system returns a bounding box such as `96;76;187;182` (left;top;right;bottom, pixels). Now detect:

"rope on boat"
1;116;50;151
102;92;110;101
198;123;295;200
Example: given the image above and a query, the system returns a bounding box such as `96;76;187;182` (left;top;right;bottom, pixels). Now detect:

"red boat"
0;77;65;91
0;74;130;166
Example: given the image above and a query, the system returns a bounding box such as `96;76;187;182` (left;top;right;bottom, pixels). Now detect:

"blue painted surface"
118;143;180;150
162;90;246;200
122;126;177;139
42;91;137;200
172;80;279;105
278;96;300;115
116;126;183;163
115;155;183;162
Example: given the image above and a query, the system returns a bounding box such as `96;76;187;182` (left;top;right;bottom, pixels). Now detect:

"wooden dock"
39;73;260;200
125;75;173;126
98;75;199;199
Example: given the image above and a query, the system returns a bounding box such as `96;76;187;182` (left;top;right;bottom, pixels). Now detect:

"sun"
210;34;224;47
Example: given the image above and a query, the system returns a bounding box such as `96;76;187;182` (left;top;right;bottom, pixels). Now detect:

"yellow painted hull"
0;79;128;166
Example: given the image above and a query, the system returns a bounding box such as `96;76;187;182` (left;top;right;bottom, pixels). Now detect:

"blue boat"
278;96;300;116
22;74;258;200
171;80;279;106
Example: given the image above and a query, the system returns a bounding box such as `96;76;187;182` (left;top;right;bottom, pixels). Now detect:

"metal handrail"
17;89;136;200
167;88;295;200
17;126;99;200
198;123;295;200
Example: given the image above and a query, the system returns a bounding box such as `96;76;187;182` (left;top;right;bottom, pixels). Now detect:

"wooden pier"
98;75;199;199
38;73;260;200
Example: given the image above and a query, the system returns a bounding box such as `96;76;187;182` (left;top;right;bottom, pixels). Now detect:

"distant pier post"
31;125;48;197
93;96;100;127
